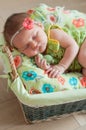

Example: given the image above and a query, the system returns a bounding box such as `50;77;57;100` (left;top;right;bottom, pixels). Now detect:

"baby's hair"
3;12;29;46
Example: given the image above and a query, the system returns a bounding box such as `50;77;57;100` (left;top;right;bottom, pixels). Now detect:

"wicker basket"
3;46;86;124
21;99;86;123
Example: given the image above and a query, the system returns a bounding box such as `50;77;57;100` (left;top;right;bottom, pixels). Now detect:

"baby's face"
13;24;47;57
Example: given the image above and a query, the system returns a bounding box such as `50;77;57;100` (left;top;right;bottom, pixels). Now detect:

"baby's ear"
35;22;44;30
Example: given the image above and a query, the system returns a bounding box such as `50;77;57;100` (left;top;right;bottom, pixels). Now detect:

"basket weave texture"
22;99;86;123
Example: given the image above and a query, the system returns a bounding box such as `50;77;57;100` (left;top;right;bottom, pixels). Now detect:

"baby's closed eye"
19;44;30;51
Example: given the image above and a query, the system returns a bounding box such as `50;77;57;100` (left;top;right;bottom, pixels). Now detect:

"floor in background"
0;0;86;130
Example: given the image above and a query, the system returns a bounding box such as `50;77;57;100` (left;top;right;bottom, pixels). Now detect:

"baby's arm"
46;29;79;78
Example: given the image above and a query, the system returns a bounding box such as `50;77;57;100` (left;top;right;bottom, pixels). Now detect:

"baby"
3;4;86;78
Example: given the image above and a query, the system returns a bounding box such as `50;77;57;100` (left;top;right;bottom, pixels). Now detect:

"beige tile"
1;115;79;130
0;99;25;130
0;16;4;32
73;112;86;126
74;124;86;130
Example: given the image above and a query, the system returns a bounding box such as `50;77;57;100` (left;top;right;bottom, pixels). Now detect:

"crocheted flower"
63;10;70;14
80;77;86;88
13;55;22;68
47;7;55;11
42;83;54;93
27;9;34;14
23;18;34;30
72;18;85;28
29;88;41;94
57;76;65;85
22;71;37;81
47;15;56;23
69;77;77;86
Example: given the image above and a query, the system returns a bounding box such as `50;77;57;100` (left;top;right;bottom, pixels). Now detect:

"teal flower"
69;77;77;86
22;71;37;81
42;83;54;93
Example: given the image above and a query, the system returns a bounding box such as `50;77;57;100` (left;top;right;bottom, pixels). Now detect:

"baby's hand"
35;54;50;70
45;65;65;78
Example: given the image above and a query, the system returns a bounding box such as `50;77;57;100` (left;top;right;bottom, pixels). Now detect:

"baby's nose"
31;41;38;48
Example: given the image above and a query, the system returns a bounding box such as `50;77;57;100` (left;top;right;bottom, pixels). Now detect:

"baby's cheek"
40;44;46;53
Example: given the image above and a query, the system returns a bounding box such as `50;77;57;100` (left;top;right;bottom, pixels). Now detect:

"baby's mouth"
35;44;41;50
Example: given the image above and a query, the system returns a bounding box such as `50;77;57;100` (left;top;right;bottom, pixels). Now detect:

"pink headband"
10;18;34;46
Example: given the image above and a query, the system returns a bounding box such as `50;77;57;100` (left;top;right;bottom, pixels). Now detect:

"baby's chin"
39;49;45;54
39;45;47;53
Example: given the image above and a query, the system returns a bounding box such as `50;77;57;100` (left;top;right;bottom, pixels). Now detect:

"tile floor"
0;0;86;130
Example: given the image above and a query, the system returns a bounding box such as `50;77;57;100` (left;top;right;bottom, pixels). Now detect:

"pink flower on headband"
23;18;34;30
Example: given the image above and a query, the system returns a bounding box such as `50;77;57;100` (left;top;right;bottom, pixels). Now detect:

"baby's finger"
35;55;41;65
48;69;59;78
48;69;56;77
35;55;40;61
50;70;60;78
45;67;53;73
40;59;45;68
43;60;50;69
40;59;48;69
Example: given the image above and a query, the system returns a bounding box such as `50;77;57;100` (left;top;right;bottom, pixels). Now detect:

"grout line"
73;112;86;126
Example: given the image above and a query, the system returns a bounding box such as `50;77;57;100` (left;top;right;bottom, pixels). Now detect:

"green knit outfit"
28;4;86;72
